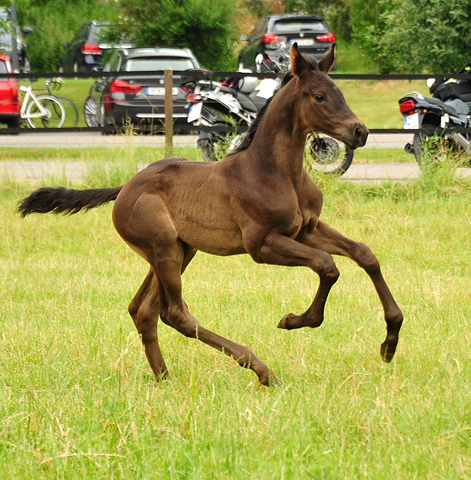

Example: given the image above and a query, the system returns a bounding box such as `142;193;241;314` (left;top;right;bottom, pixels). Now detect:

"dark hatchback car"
0;7;33;73
59;21;131;73
239;14;336;72
84;47;202;129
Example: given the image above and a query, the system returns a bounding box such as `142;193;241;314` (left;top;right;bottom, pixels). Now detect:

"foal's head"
290;43;368;150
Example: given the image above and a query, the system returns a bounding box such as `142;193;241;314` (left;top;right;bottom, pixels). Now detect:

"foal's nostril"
353;125;368;146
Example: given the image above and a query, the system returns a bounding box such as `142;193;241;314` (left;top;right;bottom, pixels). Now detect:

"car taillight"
186;93;199;104
110;79;142;94
263;33;287;46
399;99;417;114
81;43;102;55
316;33;336;42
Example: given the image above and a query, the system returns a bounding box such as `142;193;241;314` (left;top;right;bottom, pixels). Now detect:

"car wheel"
21;57;31;74
7;116;21;130
84;96;99;127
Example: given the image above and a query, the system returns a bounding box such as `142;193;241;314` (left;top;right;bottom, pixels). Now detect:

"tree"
364;0;471;73
117;0;238;70
1;0;120;71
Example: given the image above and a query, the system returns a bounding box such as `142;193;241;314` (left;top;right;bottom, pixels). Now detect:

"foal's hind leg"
151;240;280;386
297;220;404;363
129;269;168;379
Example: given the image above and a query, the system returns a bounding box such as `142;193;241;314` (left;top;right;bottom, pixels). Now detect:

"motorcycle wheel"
199;128;245;162
304;134;354;175
412;127;461;168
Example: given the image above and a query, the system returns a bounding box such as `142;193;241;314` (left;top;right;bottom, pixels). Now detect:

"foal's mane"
230;55;319;155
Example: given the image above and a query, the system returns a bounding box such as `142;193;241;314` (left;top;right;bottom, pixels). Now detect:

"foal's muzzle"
343;123;369;150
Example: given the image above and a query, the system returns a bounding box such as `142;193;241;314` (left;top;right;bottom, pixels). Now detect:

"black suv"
0;7;33;73
59;21;131;73
84;46;202;129
239;14;335;72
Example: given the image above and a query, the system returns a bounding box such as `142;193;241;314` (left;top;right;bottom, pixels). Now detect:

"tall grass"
1;152;471;479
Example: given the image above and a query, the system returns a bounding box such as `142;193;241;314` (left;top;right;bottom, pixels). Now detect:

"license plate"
403;113;419;129
188;102;202;123
290;38;314;46
146;87;178;96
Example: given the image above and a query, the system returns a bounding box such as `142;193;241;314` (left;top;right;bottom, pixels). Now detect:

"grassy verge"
0;145;412;165
1;155;471;478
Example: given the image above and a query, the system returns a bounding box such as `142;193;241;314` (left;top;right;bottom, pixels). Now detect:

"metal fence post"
164;69;173;157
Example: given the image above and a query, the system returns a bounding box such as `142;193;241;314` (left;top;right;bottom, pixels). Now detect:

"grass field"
1;154;471;478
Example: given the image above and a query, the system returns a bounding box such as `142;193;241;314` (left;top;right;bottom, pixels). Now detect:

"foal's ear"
291;43;315;77
318;43;336;74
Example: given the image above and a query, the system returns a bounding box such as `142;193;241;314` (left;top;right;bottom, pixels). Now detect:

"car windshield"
124;56;196;72
273;20;327;34
0;33;12;46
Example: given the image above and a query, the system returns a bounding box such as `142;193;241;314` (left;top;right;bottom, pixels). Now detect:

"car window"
0;59;8;77
0;33;12;46
89;24;112;44
273;20;327;34
124;57;197;71
104;51;121;72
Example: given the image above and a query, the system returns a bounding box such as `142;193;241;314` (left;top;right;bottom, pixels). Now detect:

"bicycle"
20;81;66;128
45;78;79;128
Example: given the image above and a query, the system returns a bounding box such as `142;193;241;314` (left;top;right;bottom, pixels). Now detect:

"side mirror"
23;26;33;35
240;34;248;42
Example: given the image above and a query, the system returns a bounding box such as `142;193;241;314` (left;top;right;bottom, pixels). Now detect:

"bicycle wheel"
26;95;66;128
55;96;79;128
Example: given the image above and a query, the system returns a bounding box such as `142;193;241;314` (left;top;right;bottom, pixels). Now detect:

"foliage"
2;0;471;74
0;0;120;72
116;0;238;70
361;0;471;74
243;0;270;18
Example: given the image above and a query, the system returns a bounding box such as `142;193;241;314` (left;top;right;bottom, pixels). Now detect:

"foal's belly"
177;220;247;256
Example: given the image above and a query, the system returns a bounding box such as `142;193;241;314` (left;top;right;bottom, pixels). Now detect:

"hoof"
277;313;303;330
154;370;170;382
380;343;396;363
260;372;282;387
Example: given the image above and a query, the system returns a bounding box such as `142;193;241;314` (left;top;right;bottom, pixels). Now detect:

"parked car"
0;7;33;73
84;46;202;130
239;14;336;72
59;21;132;73
0;53;21;128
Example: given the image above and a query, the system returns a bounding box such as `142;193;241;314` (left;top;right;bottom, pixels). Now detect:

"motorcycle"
399;62;471;166
186;46;354;175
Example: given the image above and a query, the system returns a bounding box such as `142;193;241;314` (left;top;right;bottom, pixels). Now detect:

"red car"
0;53;21;128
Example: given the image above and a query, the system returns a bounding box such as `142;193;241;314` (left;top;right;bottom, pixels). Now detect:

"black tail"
16;186;123;217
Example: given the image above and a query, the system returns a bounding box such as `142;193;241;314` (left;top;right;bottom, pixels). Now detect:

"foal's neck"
249;80;307;175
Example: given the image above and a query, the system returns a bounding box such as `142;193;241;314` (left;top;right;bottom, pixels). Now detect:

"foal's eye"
313;94;325;103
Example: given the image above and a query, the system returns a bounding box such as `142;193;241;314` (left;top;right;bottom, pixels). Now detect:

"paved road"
1;132;470;181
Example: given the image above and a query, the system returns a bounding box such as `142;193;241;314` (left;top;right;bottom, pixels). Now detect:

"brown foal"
17;44;403;386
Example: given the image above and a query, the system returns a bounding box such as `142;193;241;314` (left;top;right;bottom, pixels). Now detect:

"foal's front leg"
297;220;404;363
251;232;342;330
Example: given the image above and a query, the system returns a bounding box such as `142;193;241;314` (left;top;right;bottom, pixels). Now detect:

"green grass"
0;146;413;165
1;154;471;478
